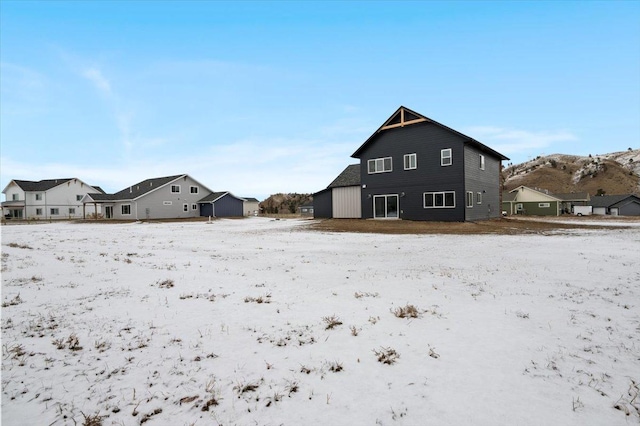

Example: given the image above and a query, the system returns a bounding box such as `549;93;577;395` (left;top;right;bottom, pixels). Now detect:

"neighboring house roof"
3;178;105;196
507;185;562;201
8;178;73;192
351;106;509;161
501;192;517;202
589;194;640;208
328;164;361;188
553;192;590;202
83;174;214;203
110;174;186;200
198;191;245;203
242;197;259;202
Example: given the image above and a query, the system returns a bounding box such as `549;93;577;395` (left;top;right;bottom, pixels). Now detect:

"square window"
190;186;199;194
76;195;83;201
171;185;181;193
36;194;42;201
36;208;43;215
69;208;75;214
441;149;452;166
191;204;198;210
404;153;417;170
50;208;59;215
121;205;131;215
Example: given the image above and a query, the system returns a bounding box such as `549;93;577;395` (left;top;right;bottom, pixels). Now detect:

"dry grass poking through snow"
1;218;639;425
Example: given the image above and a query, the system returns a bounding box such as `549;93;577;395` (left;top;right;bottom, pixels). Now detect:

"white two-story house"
2;178;104;220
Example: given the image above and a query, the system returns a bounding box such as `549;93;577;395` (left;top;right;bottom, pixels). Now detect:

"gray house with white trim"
589;194;640;216
83;174;214;220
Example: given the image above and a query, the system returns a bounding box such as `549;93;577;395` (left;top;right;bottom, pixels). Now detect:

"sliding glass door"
373;194;398;219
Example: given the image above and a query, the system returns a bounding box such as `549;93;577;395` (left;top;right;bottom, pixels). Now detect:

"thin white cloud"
82;67;112;97
0;137;355;200
465;126;578;156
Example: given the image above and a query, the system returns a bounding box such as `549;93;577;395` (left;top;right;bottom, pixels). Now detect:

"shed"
199;192;244;217
242;197;260;216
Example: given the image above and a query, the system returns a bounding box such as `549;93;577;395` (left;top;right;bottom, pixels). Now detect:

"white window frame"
121;204;131;215
171;185;181;193
539;203;550;208
69;208;76;214
466;191;474;208
50;208;59;215
403;153;417;170
12;194;19;201
191;204;198;211
441;149;452;166
424;191;456;209
479;154;485;170
367;157;393;174
35;193;43;201
183;204;189;212
36;208;43;216
190;186;199;194
76;195;83;201
477;192;483;204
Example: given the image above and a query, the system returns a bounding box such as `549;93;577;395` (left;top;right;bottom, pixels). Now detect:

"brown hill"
260;193;312;214
503;150;640;196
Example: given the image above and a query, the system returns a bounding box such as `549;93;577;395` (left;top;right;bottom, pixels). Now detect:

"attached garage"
314;164;362;219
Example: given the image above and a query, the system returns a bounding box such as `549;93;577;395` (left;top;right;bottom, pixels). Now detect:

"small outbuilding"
242;197;260;216
199;192;245;217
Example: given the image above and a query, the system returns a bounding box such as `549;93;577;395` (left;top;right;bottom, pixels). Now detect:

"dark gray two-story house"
315;106;509;221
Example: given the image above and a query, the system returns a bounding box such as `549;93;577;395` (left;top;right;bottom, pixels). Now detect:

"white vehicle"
573;205;592;216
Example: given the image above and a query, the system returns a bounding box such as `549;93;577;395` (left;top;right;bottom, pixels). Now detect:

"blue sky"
1;1;639;200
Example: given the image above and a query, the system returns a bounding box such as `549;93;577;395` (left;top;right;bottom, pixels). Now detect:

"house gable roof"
242;197;259;203
553;192;590;202
351;106;509;161
3;178;105;195
198;191;245;203
589;194;640;208
328;164;361;188
508;185;562;202
110;174;186;201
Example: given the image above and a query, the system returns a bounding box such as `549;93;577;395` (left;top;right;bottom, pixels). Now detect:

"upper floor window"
368;157;392;174
12;194;19;201
480;154;485;170
76;195;83;201
190;186;199;194
441;149;452;166
35;193;43;201
404;153;417;170
171;185;181;193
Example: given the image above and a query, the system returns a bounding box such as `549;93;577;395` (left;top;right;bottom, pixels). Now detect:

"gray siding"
357;122;466;221
463;145;502;220
618;200;640;216
313;189;332;218
111;176;204;220
201;194;244;217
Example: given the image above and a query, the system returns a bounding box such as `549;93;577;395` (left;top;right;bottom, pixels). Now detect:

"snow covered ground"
2;218;639;425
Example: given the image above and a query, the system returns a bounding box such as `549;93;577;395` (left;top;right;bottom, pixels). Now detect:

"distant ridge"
502;149;640;196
